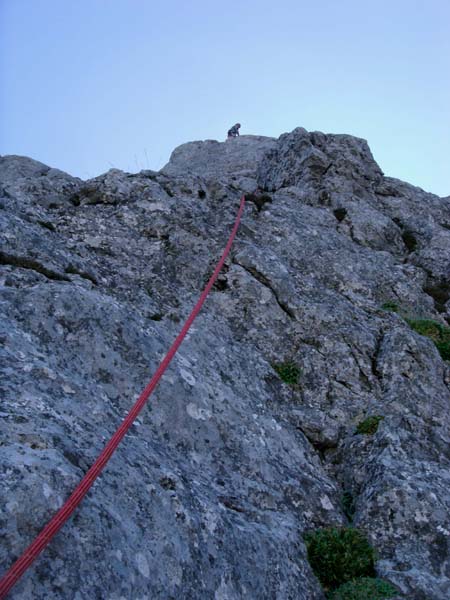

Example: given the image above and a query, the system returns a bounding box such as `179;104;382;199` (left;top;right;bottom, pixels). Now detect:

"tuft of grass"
304;527;376;591
406;318;450;361
329;577;398;599
381;301;399;313
356;415;384;435
273;361;301;386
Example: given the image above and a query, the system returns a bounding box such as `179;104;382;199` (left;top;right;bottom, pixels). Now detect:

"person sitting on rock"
227;123;241;138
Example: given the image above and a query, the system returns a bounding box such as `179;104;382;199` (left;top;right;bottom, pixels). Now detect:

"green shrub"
329;577;397;599
304;527;376;590
356;415;384;435
437;340;450;361
406;318;450;361
381;301;399;313
273;361;301;385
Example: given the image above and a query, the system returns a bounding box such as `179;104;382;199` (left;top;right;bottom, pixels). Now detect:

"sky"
1;0;449;196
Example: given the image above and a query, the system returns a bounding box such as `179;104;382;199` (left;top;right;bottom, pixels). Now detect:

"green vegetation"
304;527;376;591
329;577;397;599
378;305;450;361
381;301;399;313
273;361;301;385
356;415;384;435
406;318;450;361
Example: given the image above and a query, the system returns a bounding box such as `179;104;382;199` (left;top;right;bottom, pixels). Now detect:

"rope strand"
0;195;246;599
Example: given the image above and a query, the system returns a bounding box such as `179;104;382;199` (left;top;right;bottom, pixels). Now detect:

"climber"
227;123;241;138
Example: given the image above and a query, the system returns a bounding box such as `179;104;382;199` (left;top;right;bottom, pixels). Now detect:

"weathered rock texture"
1;128;449;599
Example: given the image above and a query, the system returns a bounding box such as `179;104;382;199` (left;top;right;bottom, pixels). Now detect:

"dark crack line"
233;260;296;319
371;332;384;381
64;265;98;285
0;251;70;282
348;223;363;247
322;162;333;176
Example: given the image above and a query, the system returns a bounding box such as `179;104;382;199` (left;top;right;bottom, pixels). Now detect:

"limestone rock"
1;128;449;598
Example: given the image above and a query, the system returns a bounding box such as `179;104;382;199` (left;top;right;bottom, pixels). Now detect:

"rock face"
0;129;449;599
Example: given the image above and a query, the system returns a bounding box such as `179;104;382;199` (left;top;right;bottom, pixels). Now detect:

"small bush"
381;301;399;313
437;340;450;361
273;361;301;385
305;527;376;590
406;318;450;361
329;577;397;599
356;415;384;435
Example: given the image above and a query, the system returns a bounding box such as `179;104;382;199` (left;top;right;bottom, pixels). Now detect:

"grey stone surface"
1;128;449;599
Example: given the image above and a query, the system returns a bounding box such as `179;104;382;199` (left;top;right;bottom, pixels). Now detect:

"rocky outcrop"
1;129;449;599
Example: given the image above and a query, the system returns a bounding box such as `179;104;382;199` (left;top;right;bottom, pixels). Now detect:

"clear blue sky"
1;0;449;196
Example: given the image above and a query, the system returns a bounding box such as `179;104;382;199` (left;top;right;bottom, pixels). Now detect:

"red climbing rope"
0;195;246;599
